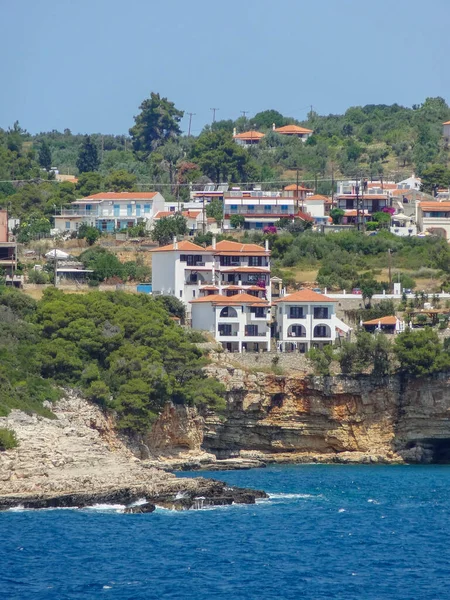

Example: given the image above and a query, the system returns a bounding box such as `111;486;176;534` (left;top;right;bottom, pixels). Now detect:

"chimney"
233;127;237;136
212;235;217;250
272;123;276;131
173;236;178;250
265;239;269;251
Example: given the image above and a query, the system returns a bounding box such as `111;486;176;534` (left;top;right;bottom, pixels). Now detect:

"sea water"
1;464;450;599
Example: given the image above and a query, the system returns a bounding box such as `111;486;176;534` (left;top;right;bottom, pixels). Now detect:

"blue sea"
2;464;450;600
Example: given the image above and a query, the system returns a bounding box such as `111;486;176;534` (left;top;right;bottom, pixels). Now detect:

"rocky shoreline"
0;395;266;511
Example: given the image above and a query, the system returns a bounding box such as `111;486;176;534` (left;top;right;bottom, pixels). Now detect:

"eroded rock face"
144;403;204;454
198;365;450;464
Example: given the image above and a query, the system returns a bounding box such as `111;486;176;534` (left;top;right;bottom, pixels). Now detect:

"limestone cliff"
181;364;450;465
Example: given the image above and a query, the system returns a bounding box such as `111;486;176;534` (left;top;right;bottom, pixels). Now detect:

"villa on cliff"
273;289;351;353
150;237;271;318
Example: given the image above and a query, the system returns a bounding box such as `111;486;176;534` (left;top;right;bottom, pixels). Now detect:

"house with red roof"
55;191;166;233
443;120;450;143
150;237;272;320
274;289;350;353
273;123;313;141
233;129;265;146
190;292;271;352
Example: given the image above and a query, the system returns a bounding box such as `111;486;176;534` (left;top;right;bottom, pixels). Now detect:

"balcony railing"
218;331;239;337
244;332;267;337
59;209;98;217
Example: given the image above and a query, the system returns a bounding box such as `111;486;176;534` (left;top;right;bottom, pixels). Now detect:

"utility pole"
101;135;104;162
53;250;58;288
187;112;196;136
240;110;249;118
331;164;335;206
202;195;206;235
210;108;219;123
388;248;392;293
355;175;360;232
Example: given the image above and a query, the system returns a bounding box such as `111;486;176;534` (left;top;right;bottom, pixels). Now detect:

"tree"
191;130;257;183
151;214;188;246
252;109;286;129
330;208;345;225
78;247;125;281
307;345;335;376
421;165;450;195
394;328;450;378
78;224;101;246
104;170;137;191
76;136;100;173
76;172;103;197
38;140;52;171
206;198;224;227
230;214;245;229
129;92;184;159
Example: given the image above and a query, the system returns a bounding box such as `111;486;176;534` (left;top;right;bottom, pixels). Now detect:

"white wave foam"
338;508;346;513
128;498;147;507
85;503;126;511
268;493;323;500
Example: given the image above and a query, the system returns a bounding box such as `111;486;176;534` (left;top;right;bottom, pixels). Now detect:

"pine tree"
76;135;100;173
38;140;52;170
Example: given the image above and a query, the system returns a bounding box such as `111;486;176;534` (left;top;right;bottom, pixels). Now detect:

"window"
264;205;271;213
248;205;255;212
248;256;264;266
219;324;232;336
281;205;288;213
180;255;187;262
255;222;263;229
144;204;151;213
65;222;70;229
230;205;238;213
179;290;183;298
290;325;306;337
192;290;195;298
220;306;238;318
136;204;141;217
220;256;240;266
245;325;258;336
114;204;120;217
289;307;305;319
127;204;133;216
314;307;329;319
314;325;330;338
251;307;265;318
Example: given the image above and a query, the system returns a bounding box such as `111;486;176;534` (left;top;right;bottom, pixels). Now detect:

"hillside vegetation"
0;288;224;432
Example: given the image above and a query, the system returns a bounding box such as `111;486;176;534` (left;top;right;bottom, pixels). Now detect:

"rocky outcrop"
0;393;266;508
196;364;450;465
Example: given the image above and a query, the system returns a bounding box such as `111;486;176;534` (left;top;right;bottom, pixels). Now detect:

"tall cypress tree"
38;140;52;170
76;135;100;173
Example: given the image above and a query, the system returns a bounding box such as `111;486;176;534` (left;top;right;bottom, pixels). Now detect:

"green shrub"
0;428;18;450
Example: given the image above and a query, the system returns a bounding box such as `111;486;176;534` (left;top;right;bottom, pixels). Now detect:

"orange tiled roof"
306;194;329;201
420;201;450;209
275;124;313;135
284;184;313;192
367;183;397;190
233;130;265;140
344;210;370;217
150;240;209;252
363;315;398;326
443;121;450;125
190;293;268;305
206;240;270;255
274;290;334;303
392;189;414;196
154;210;201;219
84;192;158;199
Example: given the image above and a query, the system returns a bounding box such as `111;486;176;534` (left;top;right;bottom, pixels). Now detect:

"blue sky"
1;0;449;135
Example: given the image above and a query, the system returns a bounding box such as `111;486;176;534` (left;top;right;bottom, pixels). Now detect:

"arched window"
220;306;238;318
313;324;331;338
288;324;306;338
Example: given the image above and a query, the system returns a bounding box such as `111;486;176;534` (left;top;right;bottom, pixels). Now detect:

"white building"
223;190;313;231
150;238;271;316
273;124;313;141
54;192;165;233
417;201;450;238
191;293;271;352
274;289;350;353
443;121;450;143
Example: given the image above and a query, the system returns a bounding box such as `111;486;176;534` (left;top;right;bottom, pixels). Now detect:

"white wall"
152;252;177;296
191;303;216;332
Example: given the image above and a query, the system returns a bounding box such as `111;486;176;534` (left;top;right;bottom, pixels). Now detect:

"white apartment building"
223;190;313;231
274;290;350;353
416;201;450;238
190;293;271;352
150;238;271;316
54;192;165;233
443;121;450;143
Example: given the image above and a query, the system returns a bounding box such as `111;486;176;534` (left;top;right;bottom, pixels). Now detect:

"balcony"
59;209;98;218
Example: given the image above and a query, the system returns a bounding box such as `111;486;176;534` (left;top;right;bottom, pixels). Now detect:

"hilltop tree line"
1;93;450;221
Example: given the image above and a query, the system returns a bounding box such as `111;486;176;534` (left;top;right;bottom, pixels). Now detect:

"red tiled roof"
84;192;158;200
284;184;313;192
306;194;329;201
367;183;397;190
154;210;201;219
275;125;313;135
420;201;450;210
363;316;398;326
443;121;450;125
233;131;265;140
274;290;334;303
191;293;268;305
150;240;209;252
206;240;269;255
